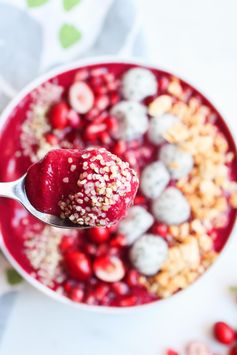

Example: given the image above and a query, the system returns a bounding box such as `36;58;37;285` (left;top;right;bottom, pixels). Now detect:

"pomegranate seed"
74;69;89;81
213;321;236;345
113;140;126;157
85;293;97;305
67;110;80;128
106;116;118;133
94;284;110;301
59;236;76;253
160;77;169;92
44;133;58;145
126;269;140;286
94;94;110;111
93;255;125;282
64;251;92;281
134;195;146;205
93;111;108;124
86;123;107;136
88;227;110;244
152;223;168;238
112;282;129;296
110;92;120;105
96;244;109;257
48;101;69;129
100;132;112;146
90;68;107;77
166;349;179;355
69;286;84;302
119;295;137;307
110;234;126;247
86;107;100;121
63;280;75;293
107;80;120;91
84;243;97;256
103;72;115;84
229;344;237;355
93;86;108;95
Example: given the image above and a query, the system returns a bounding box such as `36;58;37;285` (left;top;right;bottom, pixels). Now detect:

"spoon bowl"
0;175;88;229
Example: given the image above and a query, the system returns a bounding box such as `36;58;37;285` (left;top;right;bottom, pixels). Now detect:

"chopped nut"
148;95;173;117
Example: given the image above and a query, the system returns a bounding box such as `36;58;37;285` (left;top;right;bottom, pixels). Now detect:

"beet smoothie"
0;62;236;307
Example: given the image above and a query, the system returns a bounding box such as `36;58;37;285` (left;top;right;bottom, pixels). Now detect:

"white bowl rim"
0;55;236;314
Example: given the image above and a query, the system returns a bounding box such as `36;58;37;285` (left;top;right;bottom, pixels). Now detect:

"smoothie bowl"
0;58;236;310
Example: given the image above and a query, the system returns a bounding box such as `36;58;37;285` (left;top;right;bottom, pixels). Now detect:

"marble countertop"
0;0;237;354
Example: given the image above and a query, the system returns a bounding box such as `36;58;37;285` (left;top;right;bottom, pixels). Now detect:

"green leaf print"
27;0;49;8
59;24;82;49
6;268;23;285
63;0;81;11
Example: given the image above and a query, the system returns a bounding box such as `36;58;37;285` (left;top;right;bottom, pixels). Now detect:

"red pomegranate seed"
94;94;110;111
213;321;236;345
100;132;112;146
119;295;137;307
107;80;120;91
86;122;107;136
94;284;110;301
134;195;146;205
59;236;76;253
44;133;58;145
93;111;108;124
106;115;118;133
84;243;97;256
126;269;140;287
86;107;100;121
64;251;92;281
93;86;108;95
229;344;237;355
110;234;126;247
112;282;129;296
160;77;169;92
110;92;120;105
85;293;97;305
103;72;115;84
152;223;168;238
48;101;69;129
96;244;109;257
113;140;126;157
91;68;107;77
74;69;89;81
69;286;84;302
93;255;125;282
166;349;179;355
63;280;75;293
88;227;110;244
67;110;80;128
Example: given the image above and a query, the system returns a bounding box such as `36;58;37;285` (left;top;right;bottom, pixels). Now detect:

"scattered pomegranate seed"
85;293;97;305
113;140;126;157
59;236;76;253
88;227;110;244
67;110;80;128
94;94;110;111
96;244;109;257
126;269;140;287
64;251;92;281
84;243;97;256
74;69;89;81
110;92;120;105
159;76;169;92
112;282;129;296
106;115;118;133
134;195;146;205
85;122;107;136
107;80;120;91
229;344;237;355
93;86;108;95
90;68;107;77
119;295;137;307
166;349;179;355
44;132;58;145
48;101;69;129
63;280;75;293
94;283;110;301
93;255;125;282
100;132;112;145
110;234;126;248
152;223;168;238
213;321;236;345
103;72;115;84
69;286;84;302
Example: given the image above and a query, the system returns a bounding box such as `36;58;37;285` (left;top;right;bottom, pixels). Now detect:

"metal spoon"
0;174;88;229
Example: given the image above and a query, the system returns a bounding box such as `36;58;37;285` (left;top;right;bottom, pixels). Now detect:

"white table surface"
1;0;237;354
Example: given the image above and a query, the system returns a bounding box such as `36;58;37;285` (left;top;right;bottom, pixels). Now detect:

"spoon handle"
0;176;25;202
